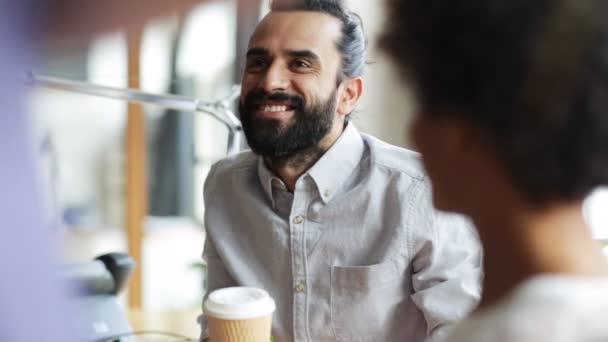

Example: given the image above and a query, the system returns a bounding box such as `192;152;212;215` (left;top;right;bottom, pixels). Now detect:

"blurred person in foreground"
381;0;608;341
200;0;482;341
1;0;203;340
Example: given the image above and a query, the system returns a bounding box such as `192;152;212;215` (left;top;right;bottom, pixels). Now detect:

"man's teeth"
262;105;288;112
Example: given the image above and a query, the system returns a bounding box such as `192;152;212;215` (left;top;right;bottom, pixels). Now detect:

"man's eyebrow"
286;49;320;61
245;48;321;62
246;48;270;58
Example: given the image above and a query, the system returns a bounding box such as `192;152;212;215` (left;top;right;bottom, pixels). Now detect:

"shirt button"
323;189;331;198
294;282;306;293
292;215;304;224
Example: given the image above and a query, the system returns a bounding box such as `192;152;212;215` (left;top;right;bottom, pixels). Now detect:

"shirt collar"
307;122;364;204
257;122;365;206
257;157;282;209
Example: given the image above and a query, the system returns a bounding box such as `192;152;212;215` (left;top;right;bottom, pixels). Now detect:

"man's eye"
247;59;267;70
293;60;311;69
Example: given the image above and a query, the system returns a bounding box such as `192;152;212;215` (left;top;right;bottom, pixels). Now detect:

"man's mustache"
243;89;305;110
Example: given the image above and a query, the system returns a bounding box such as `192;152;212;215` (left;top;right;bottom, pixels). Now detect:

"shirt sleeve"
197;163;238;341
409;209;483;339
198;236;238;340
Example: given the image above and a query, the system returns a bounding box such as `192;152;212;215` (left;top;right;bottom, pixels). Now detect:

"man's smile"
254;101;297;119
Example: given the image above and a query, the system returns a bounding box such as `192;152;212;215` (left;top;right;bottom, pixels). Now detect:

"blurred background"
25;0;608;338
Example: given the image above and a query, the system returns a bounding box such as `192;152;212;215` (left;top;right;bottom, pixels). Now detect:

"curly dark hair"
380;0;608;203
270;0;367;79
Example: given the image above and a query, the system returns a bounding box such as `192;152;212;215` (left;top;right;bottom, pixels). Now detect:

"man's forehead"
248;10;342;52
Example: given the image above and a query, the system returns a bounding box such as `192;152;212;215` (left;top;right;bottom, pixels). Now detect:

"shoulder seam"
362;133;426;181
214;152;258;171
372;159;426;182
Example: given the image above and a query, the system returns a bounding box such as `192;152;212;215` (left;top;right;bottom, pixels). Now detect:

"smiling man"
199;1;482;341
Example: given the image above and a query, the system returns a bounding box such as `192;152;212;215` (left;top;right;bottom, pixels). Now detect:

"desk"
128;309;201;340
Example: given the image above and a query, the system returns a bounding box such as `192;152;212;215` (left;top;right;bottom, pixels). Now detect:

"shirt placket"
290;180;311;342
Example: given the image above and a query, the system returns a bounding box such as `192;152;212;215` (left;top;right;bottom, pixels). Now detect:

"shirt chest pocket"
330;260;406;341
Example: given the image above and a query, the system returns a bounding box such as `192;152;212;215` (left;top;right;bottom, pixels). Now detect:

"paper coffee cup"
204;287;276;342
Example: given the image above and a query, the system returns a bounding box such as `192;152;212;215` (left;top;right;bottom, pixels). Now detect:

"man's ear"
337;77;364;116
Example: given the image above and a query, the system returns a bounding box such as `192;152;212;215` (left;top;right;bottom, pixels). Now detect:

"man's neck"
264;146;325;192
264;120;345;192
473;201;608;310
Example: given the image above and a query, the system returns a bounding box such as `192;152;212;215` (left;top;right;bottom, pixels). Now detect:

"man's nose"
260;62;289;93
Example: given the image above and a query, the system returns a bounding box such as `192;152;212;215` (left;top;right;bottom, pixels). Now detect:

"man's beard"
239;88;337;158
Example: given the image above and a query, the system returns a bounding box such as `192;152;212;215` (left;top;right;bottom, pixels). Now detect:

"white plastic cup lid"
204;287;276;320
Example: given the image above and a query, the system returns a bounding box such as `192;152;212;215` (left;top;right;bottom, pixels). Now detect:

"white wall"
346;0;417;149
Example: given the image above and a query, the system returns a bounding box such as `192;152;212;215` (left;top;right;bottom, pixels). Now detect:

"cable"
95;330;197;342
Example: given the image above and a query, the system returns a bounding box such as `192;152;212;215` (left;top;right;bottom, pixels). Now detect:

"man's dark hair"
271;0;366;79
380;0;608;203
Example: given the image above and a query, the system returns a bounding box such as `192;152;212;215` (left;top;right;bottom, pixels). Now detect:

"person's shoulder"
438;298;533;342
209;150;258;177
444;276;608;342
361;133;426;181
204;150;257;193
203;151;259;203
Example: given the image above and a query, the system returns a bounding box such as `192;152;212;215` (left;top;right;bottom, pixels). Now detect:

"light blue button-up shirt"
200;123;482;342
